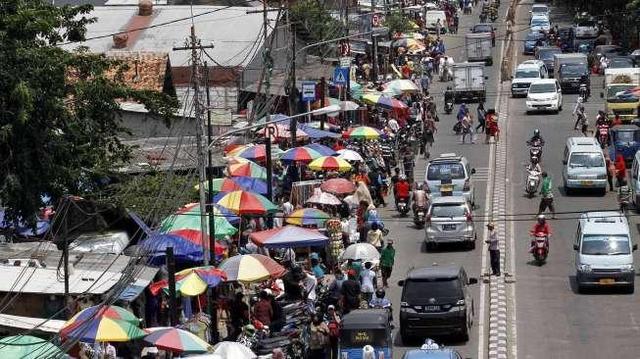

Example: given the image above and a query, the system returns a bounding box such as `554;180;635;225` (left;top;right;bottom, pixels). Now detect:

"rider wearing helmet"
369;288;391;308
528;129;545;146
530;215;551;252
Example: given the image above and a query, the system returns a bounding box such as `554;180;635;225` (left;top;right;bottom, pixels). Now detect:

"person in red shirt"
393;175;411;207
615;153;627;187
333;140;345;151
252;290;273;326
612;114;623;126
530;215;551;252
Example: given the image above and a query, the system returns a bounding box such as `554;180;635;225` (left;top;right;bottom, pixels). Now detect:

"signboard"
301;81;316;102
339;57;352;67
333;67;349;85
339;40;351;56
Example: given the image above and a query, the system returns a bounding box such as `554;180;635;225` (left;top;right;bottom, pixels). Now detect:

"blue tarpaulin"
0;210;50;237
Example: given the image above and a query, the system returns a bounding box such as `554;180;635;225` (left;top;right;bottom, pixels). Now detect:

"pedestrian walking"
615;153;627;187
476;102;486;133
309;314;329;359
460;114;473;144
485;222;500;276
359;262;377;302
605;152;616;191
380;240;395;287
538;172;556;218
435;18;442;36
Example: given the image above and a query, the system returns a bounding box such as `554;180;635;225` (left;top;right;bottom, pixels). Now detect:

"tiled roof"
105;51;170;92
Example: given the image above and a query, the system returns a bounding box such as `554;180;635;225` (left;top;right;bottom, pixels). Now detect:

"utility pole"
319;77;327;130
166;247;178;327
288;8;298;146
173;25;217;342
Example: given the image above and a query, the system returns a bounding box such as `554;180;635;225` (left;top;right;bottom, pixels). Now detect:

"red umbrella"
168;229;227;256
321;178;356;195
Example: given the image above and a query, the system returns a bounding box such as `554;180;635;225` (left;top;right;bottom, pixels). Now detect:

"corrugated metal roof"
61;6;277;68
0;314;66;334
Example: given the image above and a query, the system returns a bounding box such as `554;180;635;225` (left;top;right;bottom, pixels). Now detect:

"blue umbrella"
257;113;289;124
299;125;340;139
228;177;268;195
305;143;337;156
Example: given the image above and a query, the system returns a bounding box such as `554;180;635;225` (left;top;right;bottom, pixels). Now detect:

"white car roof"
529;79;556;85
431;196;468;205
579;211;629;235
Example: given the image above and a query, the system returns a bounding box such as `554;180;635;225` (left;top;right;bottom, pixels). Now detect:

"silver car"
425;196;476;250
423;153;476;206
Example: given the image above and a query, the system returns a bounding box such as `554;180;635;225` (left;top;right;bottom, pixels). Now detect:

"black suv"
398;265;478;343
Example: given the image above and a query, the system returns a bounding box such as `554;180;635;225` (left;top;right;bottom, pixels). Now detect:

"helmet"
416;183;423;190
375;288;386;299
577;96;584;103
243;324;256;335
400;174;407;181
533;129;540;136
537;214;546;224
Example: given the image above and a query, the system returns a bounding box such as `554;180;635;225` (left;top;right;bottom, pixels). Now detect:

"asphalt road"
383;2;509;358
509;2;640;358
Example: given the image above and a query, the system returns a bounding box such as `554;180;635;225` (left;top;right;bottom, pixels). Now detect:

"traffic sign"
339;40;351;56
333;67;349;85
301;81;316;102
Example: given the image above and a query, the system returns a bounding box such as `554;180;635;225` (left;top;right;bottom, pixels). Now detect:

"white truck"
601;68;640;120
465;32;493;66
448;62;487;103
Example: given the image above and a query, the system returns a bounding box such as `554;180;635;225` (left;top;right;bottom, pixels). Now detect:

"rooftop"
406;265;461;280
61;5;277;68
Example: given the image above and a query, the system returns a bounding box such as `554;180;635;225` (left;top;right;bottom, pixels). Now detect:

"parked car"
425;196;476;250
399;265;478;342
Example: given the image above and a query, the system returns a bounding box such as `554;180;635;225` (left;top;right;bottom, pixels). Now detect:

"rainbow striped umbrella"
385;79;421;94
219;254;286;283
345;126;382;140
144;327;212;354
215;190;277;215
227;160;268;180
227;144;282;161
362;93;409;110
61;306;145;343
308;156;352;172
149;266;227;296
199;177;267;195
280;146;323;164
159;203;237;238
285;208;330;227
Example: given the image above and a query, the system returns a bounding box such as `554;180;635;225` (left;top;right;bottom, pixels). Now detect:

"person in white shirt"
359;262;377;302
387;118;400;133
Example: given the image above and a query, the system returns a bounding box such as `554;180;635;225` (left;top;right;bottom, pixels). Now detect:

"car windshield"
581;235;630;255
516;69;540;78
427;162;466;180
609;60;634;68
474;25;492;33
539;49;561;60
577;20;596;27
431;203;467;218
531;19;549;27
526;33;543;41
560;65;586;76
528;83;556;93
532;6;547;13
569;152;604;167
402;279;462;302
607;85;634;98
614;130;640;142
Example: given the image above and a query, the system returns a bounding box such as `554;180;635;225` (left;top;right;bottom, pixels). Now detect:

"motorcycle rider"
527;129;545;146
412;183;429;218
393;175;411;210
529;214;551;253
595;113;610;147
573;98;587;132
369;288;391;309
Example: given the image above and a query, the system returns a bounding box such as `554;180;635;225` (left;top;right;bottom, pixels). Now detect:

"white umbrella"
337;149;364;162
306;191;342;206
211;341;256;359
341;243;381;263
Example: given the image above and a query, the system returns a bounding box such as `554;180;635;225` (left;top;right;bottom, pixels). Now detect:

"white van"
511;60;548;97
630;151;640;207
425;10;448;34
574;211;636;293
562;137;607;195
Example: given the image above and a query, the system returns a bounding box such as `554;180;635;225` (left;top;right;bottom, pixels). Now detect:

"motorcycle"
414;206;427;228
527;139;544;164
579;84;589;102
525;168;541;198
531;232;549;265
490;12;498;22
618;185;631;213
396;197;410;216
444;100;454;114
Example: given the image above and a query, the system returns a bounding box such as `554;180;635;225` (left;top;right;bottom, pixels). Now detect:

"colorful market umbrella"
159;203;238;238
149;266;227;296
306;190;342;206
280;146;323;164
219;254;286;283
298;124;340;139
250;225;328;248
61;318;146;343
199;177;268;195
66;305;140;325
344;126;382;140
392;37;425;51
215;190;278;215
227;160;268;180
320;178;356;195
337;148;365;162
139;231;226;265
262;124;309;141
212;341;257;358
144;327;212;354
308;156;352;172
385;79;421;94
285;208;330;227
0;335;64;359
305;143;337;156
361;93;409;110
226;144;268;162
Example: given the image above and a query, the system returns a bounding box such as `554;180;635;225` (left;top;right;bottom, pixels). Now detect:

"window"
581;235;631;255
528;83;557;93
516;69;541;79
402;278;463;302
431;203;467;218
427;162;466;180
569;152;604;168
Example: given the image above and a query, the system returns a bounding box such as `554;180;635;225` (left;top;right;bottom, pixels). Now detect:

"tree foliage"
384;10;413;35
289;0;345;55
0;0;178;223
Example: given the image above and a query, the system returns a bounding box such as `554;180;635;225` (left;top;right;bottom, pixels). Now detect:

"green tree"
384;10;413;35
289;0;345;55
0;0;178;223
